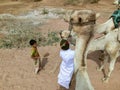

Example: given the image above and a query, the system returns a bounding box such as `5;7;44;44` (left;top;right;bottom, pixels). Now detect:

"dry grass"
0;29;60;48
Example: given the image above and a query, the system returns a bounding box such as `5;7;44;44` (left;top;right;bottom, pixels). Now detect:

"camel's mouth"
67;18;96;35
68;10;96;27
70;17;96;26
59;30;76;46
59;30;71;39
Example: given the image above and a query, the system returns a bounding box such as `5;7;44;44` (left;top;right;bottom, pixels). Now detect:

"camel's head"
64;10;99;34
59;30;71;39
59;30;76;46
70;10;96;24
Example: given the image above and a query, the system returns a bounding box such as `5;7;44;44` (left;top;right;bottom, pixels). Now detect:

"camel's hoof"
102;77;109;83
96;67;102;71
79;66;87;71
81;66;87;69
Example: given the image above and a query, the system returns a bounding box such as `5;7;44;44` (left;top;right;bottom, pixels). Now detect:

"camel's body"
63;9;120;90
69;10;97;90
113;0;120;5
62;20;120;83
94;18;114;34
85;29;120;82
84;17;120;82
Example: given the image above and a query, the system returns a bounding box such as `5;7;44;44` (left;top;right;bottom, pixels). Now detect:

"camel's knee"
108;60;116;73
109;65;114;72
108;53;118;70
109;60;116;69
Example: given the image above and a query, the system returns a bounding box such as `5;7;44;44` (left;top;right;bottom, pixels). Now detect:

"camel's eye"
78;17;82;22
70;18;73;22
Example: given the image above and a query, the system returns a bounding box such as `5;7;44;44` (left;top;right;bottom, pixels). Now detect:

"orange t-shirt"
31;47;39;57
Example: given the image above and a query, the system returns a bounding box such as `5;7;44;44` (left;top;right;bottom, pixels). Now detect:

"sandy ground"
0;0;120;90
0;46;120;90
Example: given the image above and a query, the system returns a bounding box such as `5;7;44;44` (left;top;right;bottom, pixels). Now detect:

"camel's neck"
74;34;91;71
75;35;94;90
74;25;94;71
76;70;94;90
94;18;114;34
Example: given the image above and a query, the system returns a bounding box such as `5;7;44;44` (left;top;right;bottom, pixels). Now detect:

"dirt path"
0;1;22;6
0;47;120;90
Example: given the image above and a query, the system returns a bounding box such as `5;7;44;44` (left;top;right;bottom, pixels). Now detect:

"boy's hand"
32;56;40;60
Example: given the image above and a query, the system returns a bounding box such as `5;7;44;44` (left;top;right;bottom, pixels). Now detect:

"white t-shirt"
58;49;75;89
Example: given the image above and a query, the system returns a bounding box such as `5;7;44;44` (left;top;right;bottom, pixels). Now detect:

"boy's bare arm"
31;56;40;60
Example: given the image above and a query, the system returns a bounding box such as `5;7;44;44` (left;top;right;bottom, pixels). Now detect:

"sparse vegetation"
0;29;60;48
90;0;100;3
65;0;79;5
46;31;60;46
33;0;42;2
42;8;49;14
0;15;60;48
64;0;99;5
0;8;70;49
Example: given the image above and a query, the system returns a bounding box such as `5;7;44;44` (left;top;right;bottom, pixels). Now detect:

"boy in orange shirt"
29;39;42;74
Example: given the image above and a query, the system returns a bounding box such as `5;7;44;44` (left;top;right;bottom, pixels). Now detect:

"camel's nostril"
70;18;73;22
79;17;82;22
59;31;63;38
68;35;72;38
59;31;62;35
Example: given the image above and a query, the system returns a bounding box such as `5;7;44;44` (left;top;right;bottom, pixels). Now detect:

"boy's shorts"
34;58;41;69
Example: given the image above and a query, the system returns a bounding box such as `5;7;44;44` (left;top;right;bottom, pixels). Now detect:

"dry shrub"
0;16;60;48
64;0;100;5
0;30;60;48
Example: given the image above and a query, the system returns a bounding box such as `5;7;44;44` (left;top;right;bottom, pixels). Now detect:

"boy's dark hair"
29;39;36;46
60;39;69;50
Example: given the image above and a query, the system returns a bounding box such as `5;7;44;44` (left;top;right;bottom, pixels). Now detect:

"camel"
62;9;120;90
85;29;120;82
84;9;120;83
113;0;120;5
64;10;97;90
60;29;120;83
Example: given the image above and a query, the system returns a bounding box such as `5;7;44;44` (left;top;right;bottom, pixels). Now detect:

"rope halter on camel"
68;14;96;36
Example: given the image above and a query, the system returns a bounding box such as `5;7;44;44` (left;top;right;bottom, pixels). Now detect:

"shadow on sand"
41;52;50;69
87;50;120;78
87;50;103;67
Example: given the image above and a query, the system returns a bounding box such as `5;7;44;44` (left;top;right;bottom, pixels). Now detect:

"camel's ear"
60;30;70;38
64;14;70;22
64;10;74;22
96;13;100;19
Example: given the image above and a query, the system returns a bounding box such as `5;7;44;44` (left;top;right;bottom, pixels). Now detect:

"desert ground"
0;0;120;90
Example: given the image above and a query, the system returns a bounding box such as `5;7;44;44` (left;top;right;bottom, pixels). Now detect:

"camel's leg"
97;52;108;80
74;37;88;72
102;53;118;83
76;70;94;90
97;51;109;71
59;86;68;90
97;57;108;71
74;37;94;90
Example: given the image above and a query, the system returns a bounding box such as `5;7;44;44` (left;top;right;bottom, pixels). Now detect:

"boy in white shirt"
58;39;75;90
